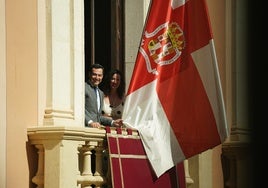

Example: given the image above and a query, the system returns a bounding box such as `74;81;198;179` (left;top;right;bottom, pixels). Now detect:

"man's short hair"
89;63;104;74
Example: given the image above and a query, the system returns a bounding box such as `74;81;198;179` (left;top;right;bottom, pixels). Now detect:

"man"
85;63;123;128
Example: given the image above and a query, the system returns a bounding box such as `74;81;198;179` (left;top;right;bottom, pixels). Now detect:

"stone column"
38;0;84;127
30;1;85;188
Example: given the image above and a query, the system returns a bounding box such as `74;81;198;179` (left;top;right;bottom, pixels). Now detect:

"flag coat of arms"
122;0;229;178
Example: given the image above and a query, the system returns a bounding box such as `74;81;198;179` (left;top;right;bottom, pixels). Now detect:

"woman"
101;69;126;120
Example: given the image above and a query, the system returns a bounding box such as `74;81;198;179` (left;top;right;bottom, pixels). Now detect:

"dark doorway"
84;0;125;81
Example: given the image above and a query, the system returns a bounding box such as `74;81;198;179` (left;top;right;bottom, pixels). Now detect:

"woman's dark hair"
102;69;126;99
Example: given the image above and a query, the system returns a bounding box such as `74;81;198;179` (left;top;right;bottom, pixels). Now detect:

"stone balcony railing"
27;126;193;188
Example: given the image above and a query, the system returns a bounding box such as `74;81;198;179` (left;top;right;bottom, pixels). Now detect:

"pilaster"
37;0;84;127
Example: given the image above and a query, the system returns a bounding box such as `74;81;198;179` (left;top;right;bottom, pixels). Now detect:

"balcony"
27;126;193;188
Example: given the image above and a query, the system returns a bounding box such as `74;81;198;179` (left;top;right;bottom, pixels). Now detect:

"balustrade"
27;126;193;188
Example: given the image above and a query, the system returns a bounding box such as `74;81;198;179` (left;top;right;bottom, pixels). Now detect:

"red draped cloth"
106;127;186;188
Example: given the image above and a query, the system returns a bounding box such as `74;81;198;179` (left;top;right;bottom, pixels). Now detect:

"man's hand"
89;122;102;128
112;119;123;127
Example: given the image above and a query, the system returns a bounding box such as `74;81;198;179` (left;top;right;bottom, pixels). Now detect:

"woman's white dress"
102;100;124;119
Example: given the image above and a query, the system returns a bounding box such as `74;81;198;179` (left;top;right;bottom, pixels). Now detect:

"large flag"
122;0;229;178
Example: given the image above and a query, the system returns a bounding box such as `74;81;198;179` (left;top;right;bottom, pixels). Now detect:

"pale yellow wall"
6;0;38;187
207;0;226;188
207;0;226;92
207;1;226;187
0;0;7;187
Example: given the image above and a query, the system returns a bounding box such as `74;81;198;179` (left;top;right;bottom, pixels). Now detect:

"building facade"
0;0;252;187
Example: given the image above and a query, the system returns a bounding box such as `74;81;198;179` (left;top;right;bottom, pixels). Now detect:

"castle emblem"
139;22;185;75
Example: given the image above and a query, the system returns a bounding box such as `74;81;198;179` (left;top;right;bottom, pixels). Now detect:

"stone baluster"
81;143;93;176
32;144;44;188
94;147;104;176
184;159;194;186
78;139;107;188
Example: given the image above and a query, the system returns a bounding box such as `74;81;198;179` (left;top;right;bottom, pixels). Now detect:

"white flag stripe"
123;80;185;177
171;0;187;9
191;40;228;142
